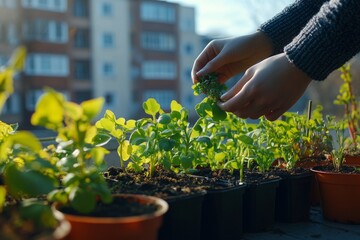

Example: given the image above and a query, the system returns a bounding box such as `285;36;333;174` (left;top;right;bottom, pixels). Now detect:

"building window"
73;28;89;48
142;61;176;80
26;89;43;111
2;93;20;114
24;19;68;43
141;2;175;23
143;90;176;109
102;32;114;48
7;23;18;46
74;60;90;80
74;90;92;103
25;53;69;77
0;0;17;8
184;43;193;55
141;32;175;51
22;0;67;12
104;92;115;106
73;0;88;17
102;62;114;77
102;2;112;16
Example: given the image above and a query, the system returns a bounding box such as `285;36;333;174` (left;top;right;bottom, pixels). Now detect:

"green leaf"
31;91;64;130
64;102;83;121
69;187;97;214
158;138;176;151
91;147;109;166
118;140;132;161
0;186;5;210
158;114;171;125
211;104;227;121
8;131;42;152
180;154;193;169
238;134;253;145
92;133;112;147
197;136;212;148
81;97;104;120
143;98;160;117
171;100;182;112
5;163;57;197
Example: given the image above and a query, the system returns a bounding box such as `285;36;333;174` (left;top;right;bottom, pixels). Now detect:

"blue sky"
166;0;293;37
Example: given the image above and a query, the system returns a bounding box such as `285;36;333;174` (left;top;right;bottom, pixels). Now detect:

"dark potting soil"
269;167;311;179
243;170;280;185
104;166;207;200
60;195;159;218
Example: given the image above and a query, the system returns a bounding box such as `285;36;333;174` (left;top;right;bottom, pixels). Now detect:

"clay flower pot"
311;166;360;223
53;194;168;240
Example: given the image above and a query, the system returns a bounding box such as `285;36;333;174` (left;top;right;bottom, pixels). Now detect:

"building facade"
0;0;202;128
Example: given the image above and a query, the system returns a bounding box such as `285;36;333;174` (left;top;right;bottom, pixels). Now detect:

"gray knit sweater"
259;0;360;80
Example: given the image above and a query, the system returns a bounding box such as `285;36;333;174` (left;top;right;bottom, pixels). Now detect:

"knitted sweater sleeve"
259;0;328;54
285;0;360;80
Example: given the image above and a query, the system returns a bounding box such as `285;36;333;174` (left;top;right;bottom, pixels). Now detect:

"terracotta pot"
311;166;360;223
344;154;360;166
53;194;168;240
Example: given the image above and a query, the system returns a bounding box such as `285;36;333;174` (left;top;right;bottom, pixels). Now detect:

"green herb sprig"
192;73;227;102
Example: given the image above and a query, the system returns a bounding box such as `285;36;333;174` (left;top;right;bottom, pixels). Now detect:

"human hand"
218;53;312;121
192;31;273;84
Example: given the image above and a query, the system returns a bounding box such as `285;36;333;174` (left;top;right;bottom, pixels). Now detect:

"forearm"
258;0;328;54
285;0;360;80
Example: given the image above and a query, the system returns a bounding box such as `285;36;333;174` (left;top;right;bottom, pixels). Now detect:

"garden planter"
200;183;246;240
53;194;168;240
159;192;205;240
243;178;280;232
275;171;312;222
312;166;360;223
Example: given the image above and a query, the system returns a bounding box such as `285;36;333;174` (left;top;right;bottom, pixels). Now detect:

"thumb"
220;70;253;102
196;54;225;77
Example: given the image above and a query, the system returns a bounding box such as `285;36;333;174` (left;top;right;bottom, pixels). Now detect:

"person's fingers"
220;69;253;103
264;107;287;121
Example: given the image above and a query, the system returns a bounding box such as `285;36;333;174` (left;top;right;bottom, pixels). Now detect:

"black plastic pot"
275;171;312;222
243;178;280;232
200;183;246;240
158;192;205;240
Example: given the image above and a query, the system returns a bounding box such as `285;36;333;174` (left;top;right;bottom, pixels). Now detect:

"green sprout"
192;73;227;102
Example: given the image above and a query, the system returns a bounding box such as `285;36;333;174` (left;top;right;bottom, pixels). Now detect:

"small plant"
192;73;227;101
327;117;347;171
96;110;136;171
31;89;112;214
334;64;359;152
193;73;227;121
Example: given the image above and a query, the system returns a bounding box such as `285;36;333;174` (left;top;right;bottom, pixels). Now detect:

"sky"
166;0;293;37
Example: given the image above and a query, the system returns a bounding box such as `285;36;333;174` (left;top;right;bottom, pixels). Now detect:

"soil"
104;166;207;200
61;195;159;218
269;167;311;180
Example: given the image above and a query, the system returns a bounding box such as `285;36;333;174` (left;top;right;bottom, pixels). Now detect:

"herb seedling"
192;73;227;102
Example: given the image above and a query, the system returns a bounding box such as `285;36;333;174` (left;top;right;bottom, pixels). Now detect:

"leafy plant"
327;118;347;171
193;73;227;121
96;110;136;170
334;64;359;151
192;73;227;101
31;89;112;214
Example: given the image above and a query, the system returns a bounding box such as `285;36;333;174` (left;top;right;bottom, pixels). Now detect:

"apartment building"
0;0;201;128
